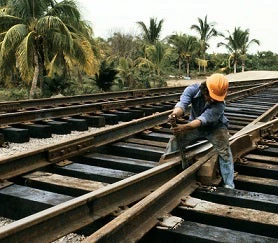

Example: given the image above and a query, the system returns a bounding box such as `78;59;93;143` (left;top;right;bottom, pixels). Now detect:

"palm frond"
137;18;164;44
46;52;59;78
0;14;23;32
37;16;73;50
135;57;155;70
47;0;81;22
0;43;17;86
0;23;27;58
8;0;52;19
72;36;99;75
15;31;36;83
0;0;9;6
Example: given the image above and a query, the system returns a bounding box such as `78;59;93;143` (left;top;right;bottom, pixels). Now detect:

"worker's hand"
168;114;177;127
171;124;187;135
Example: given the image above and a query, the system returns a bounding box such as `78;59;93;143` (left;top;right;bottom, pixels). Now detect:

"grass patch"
0;88;29;101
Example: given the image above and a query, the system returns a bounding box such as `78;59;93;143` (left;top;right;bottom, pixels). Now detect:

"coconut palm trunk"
218;27;260;74
30;52;39;99
78;70;84;91
178;58;182;72
186;56;190;77
233;61;237;74
242;61;245;72
39;60;44;94
191;16;218;74
203;54;206;73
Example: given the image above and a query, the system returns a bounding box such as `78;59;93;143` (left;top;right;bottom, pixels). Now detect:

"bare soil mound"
166;71;278;87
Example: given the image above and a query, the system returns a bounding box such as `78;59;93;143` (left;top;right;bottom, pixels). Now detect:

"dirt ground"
166;70;278;87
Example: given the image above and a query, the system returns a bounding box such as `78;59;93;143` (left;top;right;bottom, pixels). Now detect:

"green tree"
238;29;260;72
95;60;118;91
191;15;218;72
217;27;242;73
0;0;99;98
136;42;171;87
168;33;187;72
168;34;199;77
250;51;278;71
218;27;259;73
208;53;230;73
107;32;138;59
136;17;164;44
116;57;136;89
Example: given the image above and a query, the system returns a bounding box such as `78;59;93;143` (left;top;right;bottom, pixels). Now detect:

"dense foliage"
0;2;276;100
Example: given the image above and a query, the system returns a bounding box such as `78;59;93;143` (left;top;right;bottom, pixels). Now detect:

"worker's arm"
170;107;184;118
168;107;184;126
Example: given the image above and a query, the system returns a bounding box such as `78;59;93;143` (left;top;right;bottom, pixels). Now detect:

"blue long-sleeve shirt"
175;83;229;130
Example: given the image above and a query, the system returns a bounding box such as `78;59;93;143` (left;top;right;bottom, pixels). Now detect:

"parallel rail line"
0;81;276;130
0;80;277;242
0;79;274;113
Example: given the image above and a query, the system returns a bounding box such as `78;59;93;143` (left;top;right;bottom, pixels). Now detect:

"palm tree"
136;17;164;44
168;33;199;77
239;29;260;72
191;15;218;72
0;0;99;98
168;33;186;72
217;27;259;73
116;57;136;88
136;41;171;87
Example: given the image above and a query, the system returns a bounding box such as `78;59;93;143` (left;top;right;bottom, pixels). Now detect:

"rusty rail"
0;82;277;242
83;118;278;242
0;93;178;126
0;115;276;242
0;79;274;113
0;111;171;180
0;81;276;126
0;87;185;112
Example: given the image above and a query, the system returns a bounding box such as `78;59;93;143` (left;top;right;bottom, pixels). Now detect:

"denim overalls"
165;83;235;188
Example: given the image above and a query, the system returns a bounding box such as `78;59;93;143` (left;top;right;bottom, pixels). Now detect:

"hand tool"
169;115;189;169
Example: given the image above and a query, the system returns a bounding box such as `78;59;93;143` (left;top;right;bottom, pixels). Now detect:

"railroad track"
0;79;272;113
0;80;277;242
0;80;276;145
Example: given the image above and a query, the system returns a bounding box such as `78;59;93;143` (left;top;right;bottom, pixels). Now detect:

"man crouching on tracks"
165;73;235;189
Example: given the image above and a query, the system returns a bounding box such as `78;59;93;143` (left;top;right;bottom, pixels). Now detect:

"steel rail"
0;93;179;126
1;83;277;180
0;87;185;113
0;115;277;243
83;155;208;243
0;103;277;242
83;118;278;243
228;80;278;102
226;81;278;102
0;158;181;242
0;110;171;180
0;81;276;127
229;103;277;150
0;79;274;113
0;84;257;113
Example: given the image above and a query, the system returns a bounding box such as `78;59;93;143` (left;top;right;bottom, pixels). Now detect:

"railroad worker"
165;73;235;189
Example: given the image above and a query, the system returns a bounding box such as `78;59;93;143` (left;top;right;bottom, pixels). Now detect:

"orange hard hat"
206;73;229;101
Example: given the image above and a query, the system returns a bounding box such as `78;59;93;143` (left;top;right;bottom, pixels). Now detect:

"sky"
75;0;278;54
